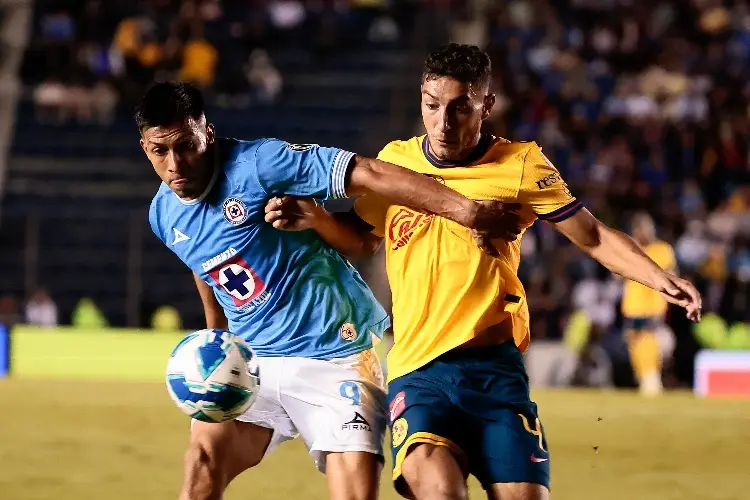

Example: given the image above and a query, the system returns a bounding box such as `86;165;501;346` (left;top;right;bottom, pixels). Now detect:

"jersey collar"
176;143;221;206
422;133;491;169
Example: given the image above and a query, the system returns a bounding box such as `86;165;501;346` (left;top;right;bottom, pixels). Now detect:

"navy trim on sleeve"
536;200;583;223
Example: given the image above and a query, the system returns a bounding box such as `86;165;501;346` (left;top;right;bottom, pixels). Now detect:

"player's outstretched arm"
193;272;229;330
264;197;383;259
347;155;519;237
552;209;702;322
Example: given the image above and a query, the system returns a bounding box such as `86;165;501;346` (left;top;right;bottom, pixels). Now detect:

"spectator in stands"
32;77;68;124
24;289;58;327
0;295;21;329
178;29;218;89
246;49;282;104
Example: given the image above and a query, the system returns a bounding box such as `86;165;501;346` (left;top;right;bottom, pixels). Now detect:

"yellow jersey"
354;135;580;381
621;241;676;318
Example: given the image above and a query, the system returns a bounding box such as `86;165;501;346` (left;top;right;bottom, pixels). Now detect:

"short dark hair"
422;43;492;89
134;81;205;133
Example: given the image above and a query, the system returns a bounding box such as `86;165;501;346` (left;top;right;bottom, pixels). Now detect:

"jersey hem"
250;342;375;360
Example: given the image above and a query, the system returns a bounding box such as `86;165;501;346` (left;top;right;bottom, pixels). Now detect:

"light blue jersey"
149;138;390;359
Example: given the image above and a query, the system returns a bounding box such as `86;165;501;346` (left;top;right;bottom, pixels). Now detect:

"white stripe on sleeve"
331;150;355;199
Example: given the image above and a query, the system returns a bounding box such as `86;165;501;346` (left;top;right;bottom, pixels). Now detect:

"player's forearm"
193;273;228;330
577;224;664;289
311;209;382;259
346;155;479;227
554;209;667;288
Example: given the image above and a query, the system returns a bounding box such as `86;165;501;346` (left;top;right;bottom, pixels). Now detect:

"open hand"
654;272;703;322
470;201;523;256
264;196;324;231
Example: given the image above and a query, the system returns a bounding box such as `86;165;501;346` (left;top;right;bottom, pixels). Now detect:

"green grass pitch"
1;380;749;500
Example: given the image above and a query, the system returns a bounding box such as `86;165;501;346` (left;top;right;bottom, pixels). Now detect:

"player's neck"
423;133;490;169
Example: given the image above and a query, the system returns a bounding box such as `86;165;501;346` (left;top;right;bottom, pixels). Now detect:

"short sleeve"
353;194;390;237
254;139;354;200
148;199;165;244
517;143;582;223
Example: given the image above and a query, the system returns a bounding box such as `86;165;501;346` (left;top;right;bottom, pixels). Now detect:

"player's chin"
170;183;195;198
430;141;461;160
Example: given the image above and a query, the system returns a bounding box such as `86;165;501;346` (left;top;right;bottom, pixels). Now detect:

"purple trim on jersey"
421;134;492;169
537;200;583;223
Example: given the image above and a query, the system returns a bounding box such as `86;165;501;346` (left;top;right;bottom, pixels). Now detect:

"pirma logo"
342;412;372;432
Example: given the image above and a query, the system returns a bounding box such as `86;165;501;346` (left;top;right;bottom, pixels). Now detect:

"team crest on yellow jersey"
392;418;409;447
388;208;433;251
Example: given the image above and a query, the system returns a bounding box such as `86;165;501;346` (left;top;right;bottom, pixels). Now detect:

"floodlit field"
1;380;749;500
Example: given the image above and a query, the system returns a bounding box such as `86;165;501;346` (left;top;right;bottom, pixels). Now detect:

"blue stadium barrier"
0;324;9;377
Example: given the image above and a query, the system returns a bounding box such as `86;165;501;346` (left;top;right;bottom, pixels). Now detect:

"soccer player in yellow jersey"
264;44;702;500
622;212;677;397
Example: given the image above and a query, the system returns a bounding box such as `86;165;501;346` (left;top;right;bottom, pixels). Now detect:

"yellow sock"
627;330;662;385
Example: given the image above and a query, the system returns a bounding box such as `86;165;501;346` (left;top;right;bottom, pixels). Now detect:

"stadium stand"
1;0;748;387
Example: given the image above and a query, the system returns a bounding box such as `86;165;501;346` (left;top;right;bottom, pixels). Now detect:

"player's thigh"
486;482;550;500
399;443;468;500
468;406;550;493
325;451;382;500
387;370;469;499
188;419;273;483
279;349;387;473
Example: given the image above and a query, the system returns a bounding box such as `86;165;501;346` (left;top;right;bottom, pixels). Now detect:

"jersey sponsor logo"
287;143;315;152
342;412;372;432
223;197;249;225
535;172;560;189
391;417;408;447
535;171;574;199
201;247;238;272
340;323;357;341
387;208;433;250
389;390;406;422
171;228;191;246
208;255;270;310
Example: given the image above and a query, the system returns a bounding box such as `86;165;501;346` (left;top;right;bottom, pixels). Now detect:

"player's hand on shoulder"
469;200;523;255
264;196;325;231
654;271;703;322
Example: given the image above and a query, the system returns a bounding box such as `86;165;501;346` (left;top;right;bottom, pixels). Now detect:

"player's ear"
482;93;496;120
206;123;216;145
139;137;147;155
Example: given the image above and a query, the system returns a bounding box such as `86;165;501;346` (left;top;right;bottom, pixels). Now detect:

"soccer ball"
166;329;260;423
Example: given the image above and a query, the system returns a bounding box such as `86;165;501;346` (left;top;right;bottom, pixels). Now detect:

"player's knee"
186;436;229;475
400;444;467;500
487;482;550;500
181;439;228;500
326;451;381;500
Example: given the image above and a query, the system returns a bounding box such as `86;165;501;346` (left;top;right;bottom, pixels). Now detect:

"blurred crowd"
22;0;453;123
474;0;750;356
10;0;750;385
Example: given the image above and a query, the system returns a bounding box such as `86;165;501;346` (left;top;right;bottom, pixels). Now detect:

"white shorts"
236;348;386;473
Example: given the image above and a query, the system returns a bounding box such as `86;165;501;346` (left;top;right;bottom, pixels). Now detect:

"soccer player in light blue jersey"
138;82;517;500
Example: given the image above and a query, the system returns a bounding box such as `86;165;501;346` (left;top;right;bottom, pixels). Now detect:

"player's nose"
166;151;186;172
